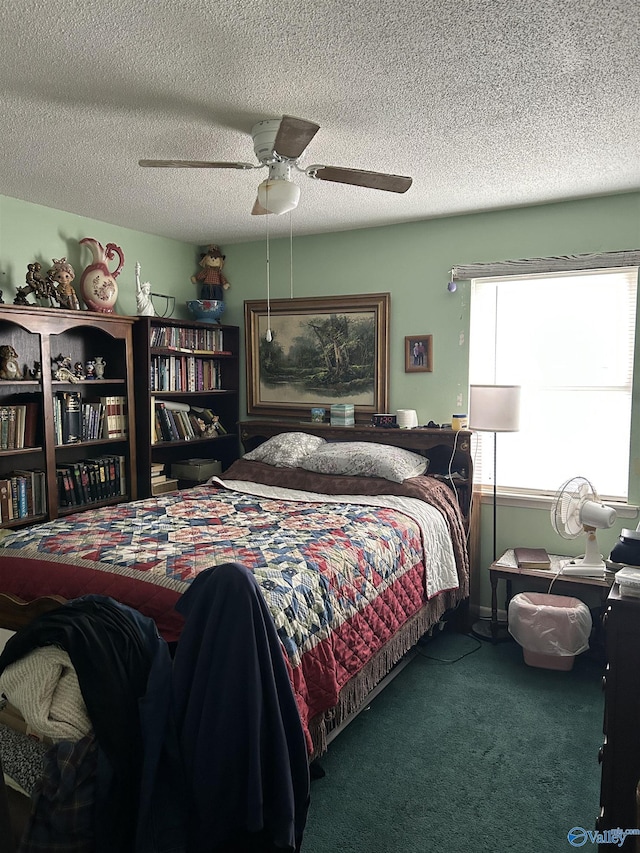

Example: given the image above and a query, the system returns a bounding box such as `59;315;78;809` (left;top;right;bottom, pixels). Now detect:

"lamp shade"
257;178;300;215
468;384;521;432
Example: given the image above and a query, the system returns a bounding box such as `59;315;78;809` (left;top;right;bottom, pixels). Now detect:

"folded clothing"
0;646;91;741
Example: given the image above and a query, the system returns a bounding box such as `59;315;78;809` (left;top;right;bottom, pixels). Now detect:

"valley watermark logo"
568;826;640;847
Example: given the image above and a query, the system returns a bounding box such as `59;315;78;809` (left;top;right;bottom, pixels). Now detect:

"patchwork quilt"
0;472;467;745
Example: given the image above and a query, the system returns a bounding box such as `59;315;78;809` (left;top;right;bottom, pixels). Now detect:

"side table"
490;550;615;643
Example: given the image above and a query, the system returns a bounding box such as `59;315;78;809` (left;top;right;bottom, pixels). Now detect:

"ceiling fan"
139;115;413;216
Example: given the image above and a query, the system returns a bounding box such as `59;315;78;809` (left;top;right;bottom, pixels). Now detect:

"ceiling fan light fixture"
257;178;300;215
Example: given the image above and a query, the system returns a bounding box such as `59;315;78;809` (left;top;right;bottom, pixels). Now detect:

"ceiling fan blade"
273;116;320;160
139;159;257;170
307;165;412;193
251;196;270;215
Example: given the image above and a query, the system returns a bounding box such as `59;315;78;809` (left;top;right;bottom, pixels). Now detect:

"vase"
79;238;124;313
94;356;106;379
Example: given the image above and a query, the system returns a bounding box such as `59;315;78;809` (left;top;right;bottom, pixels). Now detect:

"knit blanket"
0;646;91;741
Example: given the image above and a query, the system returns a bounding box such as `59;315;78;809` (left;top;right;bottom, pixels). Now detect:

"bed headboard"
238;420;473;529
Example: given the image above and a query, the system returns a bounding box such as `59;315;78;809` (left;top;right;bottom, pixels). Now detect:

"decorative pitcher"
79;237;124;313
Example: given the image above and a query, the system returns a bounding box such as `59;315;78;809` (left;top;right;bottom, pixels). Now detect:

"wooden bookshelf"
133;316;240;497
0;304;137;526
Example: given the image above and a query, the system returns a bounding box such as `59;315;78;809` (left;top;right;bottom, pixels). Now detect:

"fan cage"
551;476;597;539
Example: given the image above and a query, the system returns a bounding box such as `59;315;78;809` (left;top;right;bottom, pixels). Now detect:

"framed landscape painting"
244;293;390;421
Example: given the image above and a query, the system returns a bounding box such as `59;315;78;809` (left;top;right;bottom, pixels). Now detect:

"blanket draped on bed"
0;463;469;752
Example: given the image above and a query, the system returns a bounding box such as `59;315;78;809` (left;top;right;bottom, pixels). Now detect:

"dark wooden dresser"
598;584;640;849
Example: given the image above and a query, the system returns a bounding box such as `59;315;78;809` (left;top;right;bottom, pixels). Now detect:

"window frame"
468;266;638;504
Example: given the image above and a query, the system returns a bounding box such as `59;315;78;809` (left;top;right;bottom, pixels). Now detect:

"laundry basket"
508;592;592;671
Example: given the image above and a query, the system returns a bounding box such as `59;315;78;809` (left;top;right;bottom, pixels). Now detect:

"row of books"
0;403;39;450
53;392;127;445
150;355;224;393
151;399;227;444
150;325;231;353
0;470;46;522
56;455;127;508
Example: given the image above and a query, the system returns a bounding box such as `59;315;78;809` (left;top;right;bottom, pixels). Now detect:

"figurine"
15;261;54;306
0;345;21;380
85;359;95;378
26;262;43;290
135;262;155;316
29;361;42;380
48;258;80;310
13;287;31;306
74;361;86;379
94;356;106;379
52;354;79;382
191;245;230;301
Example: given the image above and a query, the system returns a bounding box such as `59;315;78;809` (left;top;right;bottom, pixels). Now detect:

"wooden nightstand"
490;550;615;642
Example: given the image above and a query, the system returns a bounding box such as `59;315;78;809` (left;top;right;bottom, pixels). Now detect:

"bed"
0;426;471;756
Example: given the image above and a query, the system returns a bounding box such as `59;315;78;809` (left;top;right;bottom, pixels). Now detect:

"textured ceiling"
1;0;638;246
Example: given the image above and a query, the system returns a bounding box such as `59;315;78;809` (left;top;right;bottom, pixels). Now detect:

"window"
469;267;638;501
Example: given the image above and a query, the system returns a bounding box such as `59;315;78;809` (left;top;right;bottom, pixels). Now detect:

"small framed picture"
404;335;433;373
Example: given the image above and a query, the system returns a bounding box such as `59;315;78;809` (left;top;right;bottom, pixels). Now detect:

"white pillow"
242;432;326;468
300;441;428;483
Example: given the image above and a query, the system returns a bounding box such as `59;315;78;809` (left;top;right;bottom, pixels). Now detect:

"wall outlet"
456;393;463;409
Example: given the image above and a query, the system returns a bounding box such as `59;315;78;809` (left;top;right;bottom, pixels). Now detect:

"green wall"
0;195;199;318
221;191;640;611
2;190;639;611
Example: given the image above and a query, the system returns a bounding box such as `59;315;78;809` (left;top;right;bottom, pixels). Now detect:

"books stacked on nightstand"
514;547;551;570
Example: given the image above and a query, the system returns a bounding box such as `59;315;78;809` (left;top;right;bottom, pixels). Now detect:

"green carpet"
303;630;603;853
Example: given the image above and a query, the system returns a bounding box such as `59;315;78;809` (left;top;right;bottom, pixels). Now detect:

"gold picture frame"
245;293;390;421
404;335;433;373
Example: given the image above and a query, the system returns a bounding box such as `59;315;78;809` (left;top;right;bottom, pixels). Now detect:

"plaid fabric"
18;734;97;853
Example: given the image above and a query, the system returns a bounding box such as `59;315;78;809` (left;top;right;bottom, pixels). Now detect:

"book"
23;401;38;447
59;391;82;444
514;547;551;570
13;470;36;516
151;477;179;496
100;395;127;440
7;407;16;449
0;478;13;521
155;399;191;412
0;407;9;450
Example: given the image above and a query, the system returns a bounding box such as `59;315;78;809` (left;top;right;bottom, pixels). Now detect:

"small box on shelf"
171;458;222;482
330;404;354;426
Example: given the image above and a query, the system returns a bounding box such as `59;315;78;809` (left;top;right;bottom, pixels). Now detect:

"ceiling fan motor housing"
252;120;284;164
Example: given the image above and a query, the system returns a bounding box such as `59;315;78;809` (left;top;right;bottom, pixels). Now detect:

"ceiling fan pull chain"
265;200;272;342
289;211;294;299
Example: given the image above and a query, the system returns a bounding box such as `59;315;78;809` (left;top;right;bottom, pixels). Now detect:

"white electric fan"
551;476;616;577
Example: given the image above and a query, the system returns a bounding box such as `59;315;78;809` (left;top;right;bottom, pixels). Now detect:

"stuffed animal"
191;245;230;300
